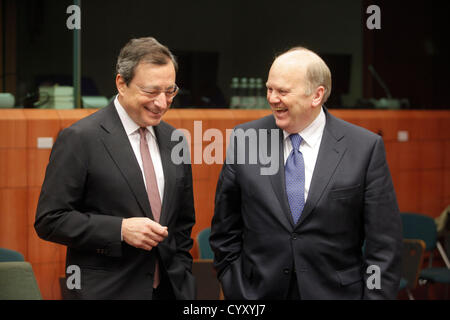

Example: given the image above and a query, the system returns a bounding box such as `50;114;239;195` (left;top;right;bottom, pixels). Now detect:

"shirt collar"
283;107;326;148
114;95;156;138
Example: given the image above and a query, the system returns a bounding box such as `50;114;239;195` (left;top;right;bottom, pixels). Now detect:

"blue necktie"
285;134;305;224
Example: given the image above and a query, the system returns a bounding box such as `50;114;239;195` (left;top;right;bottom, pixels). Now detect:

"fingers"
138;235;159;251
152;225;169;238
145;226;167;243
121;217;169;251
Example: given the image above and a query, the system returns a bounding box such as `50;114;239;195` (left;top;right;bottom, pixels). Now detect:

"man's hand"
121;217;168;251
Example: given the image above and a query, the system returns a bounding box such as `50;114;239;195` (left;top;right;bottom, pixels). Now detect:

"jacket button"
291;233;297;240
283;268;290;275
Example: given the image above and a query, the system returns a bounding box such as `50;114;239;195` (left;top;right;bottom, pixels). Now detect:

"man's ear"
312;86;325;107
116;74;127;96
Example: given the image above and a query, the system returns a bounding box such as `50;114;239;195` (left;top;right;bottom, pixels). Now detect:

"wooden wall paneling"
0;148;27;187
378;116;410;142
177;110;213;259
191;163;210;181
419;141;443;170
444;169;450;198
419;170;444;217
439;114;450;139
27;187;40;227
208;111;231;154
331;110;382;137
192;180;214;229
444;141;450;170
23;109;62;300
191;179;214;259
207;164;222;206
0;188;28;256
0;111;24;277
0;110;26;148
384;142;399;171
386;141;421;171
230;110;271;129
1;108;449;299
56;109;93;130
176;109;207;164
398;116;424;141
444;170;450;208
193;110;239;259
23;110;60;149
332;110;440;142
162;108;182;129
160;109;210;254
392;171;421;213
0;110;27;257
359;118;384;137
207;109;239;197
32;262;64;300
415;117;440;141
27;149;51;188
26;184;66;298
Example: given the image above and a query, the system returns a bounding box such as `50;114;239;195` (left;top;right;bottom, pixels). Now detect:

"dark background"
2;0;449;109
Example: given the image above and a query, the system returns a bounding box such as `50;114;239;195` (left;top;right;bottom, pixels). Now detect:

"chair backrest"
197;227;214;259
401;239;426;289
0;262;42;299
401;212;437;251
0;247;25;262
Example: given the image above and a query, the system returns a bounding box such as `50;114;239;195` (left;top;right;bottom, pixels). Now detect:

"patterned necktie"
285;134;305;224
139;127;161;288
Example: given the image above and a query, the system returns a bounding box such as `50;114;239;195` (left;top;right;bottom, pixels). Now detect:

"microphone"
368;64;392;99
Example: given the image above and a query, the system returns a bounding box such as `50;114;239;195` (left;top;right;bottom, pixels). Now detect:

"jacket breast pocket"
330;184;362;200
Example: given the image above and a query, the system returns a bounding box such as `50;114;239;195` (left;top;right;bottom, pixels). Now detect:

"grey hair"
116;37;178;85
278;47;332;103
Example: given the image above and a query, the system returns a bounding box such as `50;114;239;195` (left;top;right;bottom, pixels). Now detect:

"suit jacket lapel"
295;109;347;228
153;123;176;227
99;104;153;219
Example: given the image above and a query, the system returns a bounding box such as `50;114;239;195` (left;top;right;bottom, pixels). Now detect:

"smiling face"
116;61;176;127
266;50;324;134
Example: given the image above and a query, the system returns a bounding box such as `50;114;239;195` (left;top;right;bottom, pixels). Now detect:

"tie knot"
289;134;302;150
139;127;147;138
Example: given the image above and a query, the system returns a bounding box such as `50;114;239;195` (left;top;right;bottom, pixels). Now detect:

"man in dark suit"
35;37;196;300
210;47;402;299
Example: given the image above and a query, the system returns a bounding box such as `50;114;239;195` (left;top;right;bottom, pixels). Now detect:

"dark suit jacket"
35;103;196;300
210;108;402;300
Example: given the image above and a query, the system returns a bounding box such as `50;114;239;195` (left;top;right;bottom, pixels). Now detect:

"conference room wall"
0;108;449;299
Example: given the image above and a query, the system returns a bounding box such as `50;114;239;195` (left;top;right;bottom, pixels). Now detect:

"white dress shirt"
283;107;326;202
114;96;165;203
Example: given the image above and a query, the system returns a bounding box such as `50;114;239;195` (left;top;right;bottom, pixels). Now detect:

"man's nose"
154;93;168;109
267;91;280;104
